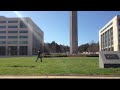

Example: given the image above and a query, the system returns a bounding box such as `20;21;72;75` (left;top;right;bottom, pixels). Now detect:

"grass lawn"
0;56;120;76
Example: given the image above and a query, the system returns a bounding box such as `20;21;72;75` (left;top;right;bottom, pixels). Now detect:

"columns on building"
28;46;32;56
17;46;19;55
6;46;8;56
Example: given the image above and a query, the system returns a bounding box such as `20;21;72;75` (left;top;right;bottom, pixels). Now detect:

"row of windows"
101;22;113;33
101;47;114;51
0;36;28;39
101;41;113;48
8;26;18;28
0;31;6;33
0;25;18;28
0;21;28;28
101;27;113;43
0;20;18;23
101;27;113;37
0;30;28;33
0;41;28;44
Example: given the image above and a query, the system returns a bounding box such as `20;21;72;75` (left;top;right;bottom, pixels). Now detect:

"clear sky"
0;11;120;46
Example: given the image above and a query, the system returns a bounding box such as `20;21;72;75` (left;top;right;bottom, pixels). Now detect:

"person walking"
36;50;42;62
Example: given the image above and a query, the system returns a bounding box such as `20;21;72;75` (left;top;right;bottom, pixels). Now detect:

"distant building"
0;16;44;56
99;15;120;51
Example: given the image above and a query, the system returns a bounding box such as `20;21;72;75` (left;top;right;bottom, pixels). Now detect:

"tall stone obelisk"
70;11;78;54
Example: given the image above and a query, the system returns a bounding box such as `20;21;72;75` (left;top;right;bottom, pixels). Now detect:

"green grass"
0;56;120;76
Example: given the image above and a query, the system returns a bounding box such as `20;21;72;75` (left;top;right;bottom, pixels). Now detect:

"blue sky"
0;11;120;46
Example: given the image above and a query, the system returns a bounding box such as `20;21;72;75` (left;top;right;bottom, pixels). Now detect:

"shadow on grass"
8;65;35;68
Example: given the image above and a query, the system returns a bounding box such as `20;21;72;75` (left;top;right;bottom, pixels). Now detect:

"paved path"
0;76;120;79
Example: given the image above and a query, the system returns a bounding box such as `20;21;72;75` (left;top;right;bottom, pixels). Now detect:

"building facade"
0;16;44;56
99;15;120;51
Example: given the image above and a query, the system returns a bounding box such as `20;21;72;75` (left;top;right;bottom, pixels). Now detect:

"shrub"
43;54;68;58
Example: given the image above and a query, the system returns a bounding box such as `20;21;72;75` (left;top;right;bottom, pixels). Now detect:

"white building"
99;15;120;51
0;16;44;56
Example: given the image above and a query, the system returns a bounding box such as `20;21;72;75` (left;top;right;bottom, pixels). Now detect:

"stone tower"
70;11;78;54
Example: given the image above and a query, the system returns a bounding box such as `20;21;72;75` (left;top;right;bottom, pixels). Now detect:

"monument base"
104;64;120;68
99;51;120;68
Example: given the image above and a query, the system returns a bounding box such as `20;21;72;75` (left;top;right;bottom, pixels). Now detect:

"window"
0;21;6;23
8;20;18;23
8;31;18;33
19;36;28;39
0;36;6;39
111;37;113;40
111;47;114;51
0;41;6;44
0;26;6;28
110;27;113;35
8;36;18;39
8;26;18;28
118;19;120;26
111;41;113;45
20;21;28;28
19;41;28;44
0;31;6;33
19;30;28;33
8;46;17;55
108;42;110;46
19;46;28;55
0;46;6;56
7;41;18;44
101;22;113;33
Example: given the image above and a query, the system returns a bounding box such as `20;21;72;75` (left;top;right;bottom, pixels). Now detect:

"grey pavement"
0;76;120;79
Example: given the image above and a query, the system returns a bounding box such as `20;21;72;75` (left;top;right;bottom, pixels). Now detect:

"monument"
70;11;78;54
99;51;120;68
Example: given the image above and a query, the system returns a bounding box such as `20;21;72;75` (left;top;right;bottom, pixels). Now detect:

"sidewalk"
0;76;120;79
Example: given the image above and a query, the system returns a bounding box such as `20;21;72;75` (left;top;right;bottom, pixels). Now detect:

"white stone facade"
0;16;44;56
99;15;120;51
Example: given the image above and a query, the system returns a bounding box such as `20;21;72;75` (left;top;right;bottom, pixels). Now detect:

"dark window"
19;30;28;33
0;41;6;44
0;31;6;33
8;26;18;28
19;41;28;44
0;26;6;28
0;21;6;23
20;21;28;28
111;47;114;51
111;41;113;45
8;20;18;23
118;19;120;26
0;36;6;39
8;36;18;39
19;36;28;39
111;37;113;40
7;41;18;44
8;31;18;33
0;46;6;56
19;46;28;55
8;46;17;56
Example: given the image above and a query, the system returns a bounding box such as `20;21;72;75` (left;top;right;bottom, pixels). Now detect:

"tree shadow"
8;65;35;68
